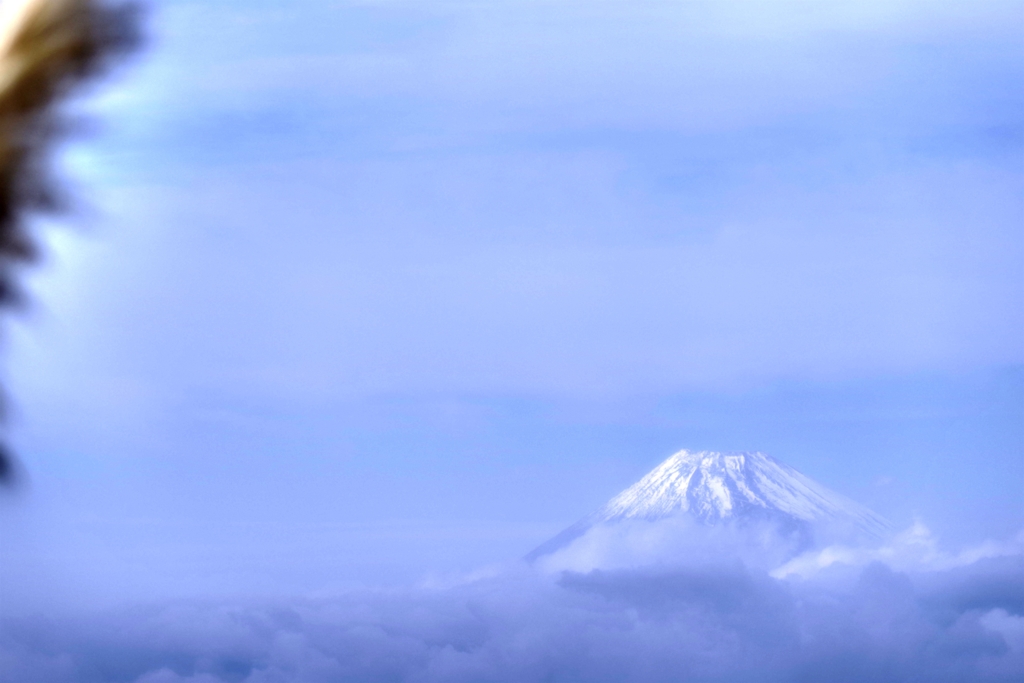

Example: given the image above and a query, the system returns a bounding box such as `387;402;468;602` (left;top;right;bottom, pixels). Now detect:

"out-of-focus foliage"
0;0;140;484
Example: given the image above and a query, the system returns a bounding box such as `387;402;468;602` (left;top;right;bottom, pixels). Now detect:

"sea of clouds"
1;524;1021;683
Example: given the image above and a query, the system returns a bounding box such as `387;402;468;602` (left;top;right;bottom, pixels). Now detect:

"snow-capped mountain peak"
601;450;886;528
527;449;890;562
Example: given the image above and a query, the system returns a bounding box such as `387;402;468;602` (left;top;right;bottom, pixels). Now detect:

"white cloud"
1;528;1020;682
773;523;1024;578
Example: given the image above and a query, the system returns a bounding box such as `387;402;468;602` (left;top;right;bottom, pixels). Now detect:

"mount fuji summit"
527;449;891;564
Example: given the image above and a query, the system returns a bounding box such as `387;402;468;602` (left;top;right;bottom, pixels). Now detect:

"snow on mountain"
527;449;891;563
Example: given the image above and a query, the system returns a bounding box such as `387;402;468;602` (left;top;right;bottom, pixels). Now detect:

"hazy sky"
1;0;1021;607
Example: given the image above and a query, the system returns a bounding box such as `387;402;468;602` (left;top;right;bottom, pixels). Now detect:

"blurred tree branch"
0;0;142;485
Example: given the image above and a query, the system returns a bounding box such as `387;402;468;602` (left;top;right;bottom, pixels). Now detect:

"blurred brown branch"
0;0;142;485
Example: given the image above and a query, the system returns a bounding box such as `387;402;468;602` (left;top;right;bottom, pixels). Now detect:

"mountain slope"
527;449;890;562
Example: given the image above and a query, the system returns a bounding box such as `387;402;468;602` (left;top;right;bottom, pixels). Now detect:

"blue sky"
1;0;1021;607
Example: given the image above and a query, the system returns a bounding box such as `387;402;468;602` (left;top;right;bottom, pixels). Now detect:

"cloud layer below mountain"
2;527;1021;683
